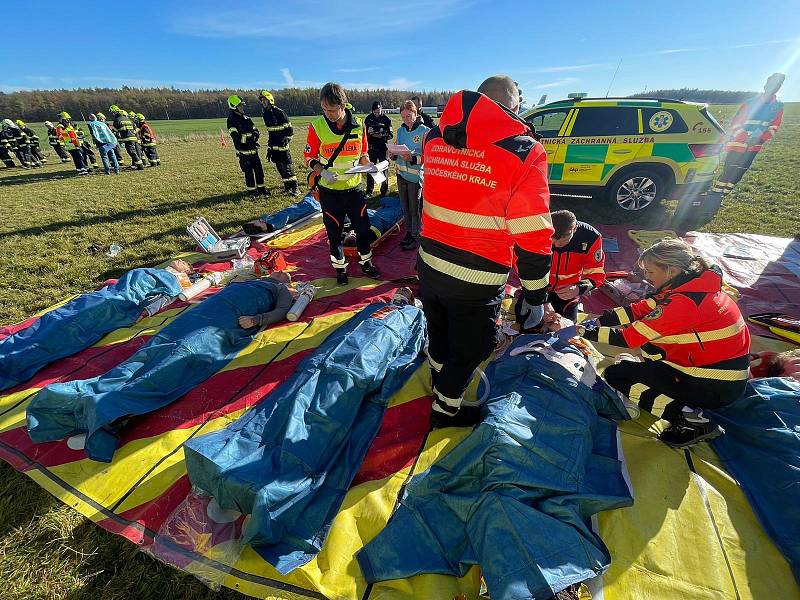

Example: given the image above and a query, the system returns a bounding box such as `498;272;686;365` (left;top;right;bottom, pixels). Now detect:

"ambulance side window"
526;110;569;138
641;108;688;134
570;107;639;136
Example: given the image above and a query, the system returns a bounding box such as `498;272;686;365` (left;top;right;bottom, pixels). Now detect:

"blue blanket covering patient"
0;268;182;392
27;278;292;462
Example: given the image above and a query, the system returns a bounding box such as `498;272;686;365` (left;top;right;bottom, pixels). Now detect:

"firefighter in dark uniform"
137;113;160;166
6;119;36;168
546;210;605;322
227;95;267;198
258;90;297;196
412;96;435;128
304;82;381;285
45;120;70;162
0;122;16;167
17;120;47;164
581;238;751;448
418;75;553;428
74;122;98;171
364;101;392;197
110;105;144;170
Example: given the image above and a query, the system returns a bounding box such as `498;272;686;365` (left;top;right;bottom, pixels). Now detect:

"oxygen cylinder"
287;284;316;321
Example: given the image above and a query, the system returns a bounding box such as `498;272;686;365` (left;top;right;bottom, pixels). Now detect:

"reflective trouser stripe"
418;247;508;286
663;360;749;381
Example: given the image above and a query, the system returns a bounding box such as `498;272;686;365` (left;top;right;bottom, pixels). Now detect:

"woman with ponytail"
581;239;751;448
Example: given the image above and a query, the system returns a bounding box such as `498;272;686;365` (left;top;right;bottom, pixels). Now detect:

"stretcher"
343;217;405;259
748;312;800;345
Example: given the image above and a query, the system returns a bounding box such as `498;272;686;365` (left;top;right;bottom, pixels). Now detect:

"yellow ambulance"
521;97;724;211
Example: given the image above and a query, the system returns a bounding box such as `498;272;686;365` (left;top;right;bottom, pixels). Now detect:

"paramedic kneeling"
418;74;553;429
582;239;750;448
547;210;605;321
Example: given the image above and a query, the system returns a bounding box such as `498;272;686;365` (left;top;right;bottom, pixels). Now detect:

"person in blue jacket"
87;113;120;175
389;100;429;251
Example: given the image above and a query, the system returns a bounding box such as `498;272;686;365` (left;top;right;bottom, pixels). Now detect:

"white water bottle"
287;284;316;321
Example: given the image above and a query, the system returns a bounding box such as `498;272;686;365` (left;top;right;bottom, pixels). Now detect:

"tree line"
0;87;455;122
628;88;760;104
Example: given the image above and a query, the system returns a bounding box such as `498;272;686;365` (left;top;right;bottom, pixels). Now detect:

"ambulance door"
526;108;572;183
563;107;643;185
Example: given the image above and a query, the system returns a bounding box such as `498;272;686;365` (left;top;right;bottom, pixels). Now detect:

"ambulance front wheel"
606;169;668;212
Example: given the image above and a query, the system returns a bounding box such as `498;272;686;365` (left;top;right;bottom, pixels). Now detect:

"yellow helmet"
96;112;107;121
58;111;72;121
15;119;25;127
109;104;120;113
259;90;275;105
227;94;244;109
137;113;145;121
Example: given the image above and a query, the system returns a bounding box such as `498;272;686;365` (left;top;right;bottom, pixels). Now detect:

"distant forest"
628;88;760;103
0;87;455;121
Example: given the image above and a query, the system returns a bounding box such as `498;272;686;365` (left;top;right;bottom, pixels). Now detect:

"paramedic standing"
304;82;381;285
418;74;553;428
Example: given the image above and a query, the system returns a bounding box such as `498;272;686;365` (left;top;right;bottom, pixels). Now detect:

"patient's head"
750;349;800;380
268;271;291;285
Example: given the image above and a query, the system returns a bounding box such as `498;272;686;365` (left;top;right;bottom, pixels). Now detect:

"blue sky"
3;0;800;102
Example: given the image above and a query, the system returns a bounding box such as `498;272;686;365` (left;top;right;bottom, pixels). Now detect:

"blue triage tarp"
184;302;426;574
0;268;182;392
263;195;320;231
357;335;633;599
710;377;800;582
26;280;280;462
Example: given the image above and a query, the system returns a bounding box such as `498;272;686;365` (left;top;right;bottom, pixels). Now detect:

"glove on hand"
320;169;339;184
515;299;545;332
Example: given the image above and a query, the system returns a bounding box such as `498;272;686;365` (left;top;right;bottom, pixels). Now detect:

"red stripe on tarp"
0;314;40;340
352;395;432;487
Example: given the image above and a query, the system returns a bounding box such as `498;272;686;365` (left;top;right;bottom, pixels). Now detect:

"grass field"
0;103;798;599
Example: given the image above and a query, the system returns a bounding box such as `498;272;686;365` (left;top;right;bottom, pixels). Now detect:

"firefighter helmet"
96;112;106;121
58;111;72;121
137;113;145;121
227;95;245;110
109;104;121;113
44;121;54;128
259;90;275;105
1;119;14;129
15;119;25;127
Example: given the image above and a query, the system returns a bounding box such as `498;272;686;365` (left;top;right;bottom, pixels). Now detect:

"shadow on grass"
0;168;79;186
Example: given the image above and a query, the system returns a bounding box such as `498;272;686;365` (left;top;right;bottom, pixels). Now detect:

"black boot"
658;414;724;448
336;269;349;285
360;261;381;279
257;186;269;197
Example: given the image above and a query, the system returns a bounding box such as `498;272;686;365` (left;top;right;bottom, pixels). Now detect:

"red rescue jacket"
418;90;553;302
550;221;605;293
587;266;750;382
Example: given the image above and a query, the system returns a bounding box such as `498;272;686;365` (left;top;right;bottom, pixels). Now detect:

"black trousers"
67;148;86;171
419;286;501;401
32;146;46;162
81;143;97;167
547;291;581;321
0;148;13;167
318;185;372;268
238;153;265;191
366;146;389;196
123;140;143;167
51;143;70;161
143;145;160;165
604;359;745;423
114;143;124;162
710;150;758;195
14;146;32;167
270;149;297;191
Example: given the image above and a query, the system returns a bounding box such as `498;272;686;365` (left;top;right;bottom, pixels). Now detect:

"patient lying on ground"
26;272;294;463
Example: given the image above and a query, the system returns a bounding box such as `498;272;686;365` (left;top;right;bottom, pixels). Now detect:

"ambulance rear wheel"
607;170;665;212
